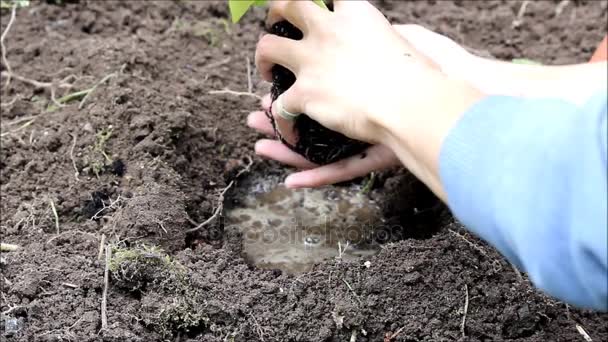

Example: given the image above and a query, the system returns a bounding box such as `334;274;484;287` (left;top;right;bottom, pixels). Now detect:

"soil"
1;1;607;341
268;20;371;165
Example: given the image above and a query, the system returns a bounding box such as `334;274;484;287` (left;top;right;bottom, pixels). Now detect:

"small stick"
187;157;252;233
69;133;80;180
386;326;405;341
1;5;17;89
101;245;111;330
61;282;79;289
555;0;570;17
208;88;261;101
512;0;530;28
49;198;60;234
246;56;253;93
186;181;233;233
0;243;20;252
576;324;593;342
461;284;469;338
1;71;74;89
97;234;106;261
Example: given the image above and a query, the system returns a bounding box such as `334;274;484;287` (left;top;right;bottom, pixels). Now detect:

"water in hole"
226;178;385;274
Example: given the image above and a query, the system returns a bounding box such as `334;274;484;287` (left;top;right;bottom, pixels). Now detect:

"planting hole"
225;176;387;274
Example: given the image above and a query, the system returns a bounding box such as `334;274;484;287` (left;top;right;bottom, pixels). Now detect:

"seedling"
228;0;371;165
228;0;327;23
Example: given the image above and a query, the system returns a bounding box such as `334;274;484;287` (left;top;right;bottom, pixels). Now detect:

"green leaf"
228;0;255;23
229;0;327;23
0;0;29;8
312;0;328;10
512;58;542;65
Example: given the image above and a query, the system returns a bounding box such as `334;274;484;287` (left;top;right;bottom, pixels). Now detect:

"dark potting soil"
1;1;607;341
268;20;371;165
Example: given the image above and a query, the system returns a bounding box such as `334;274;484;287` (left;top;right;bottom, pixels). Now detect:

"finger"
247;111;275;137
255;34;305;81
261;93;271;111
267;0;328;33
255;139;318;169
284;145;399;188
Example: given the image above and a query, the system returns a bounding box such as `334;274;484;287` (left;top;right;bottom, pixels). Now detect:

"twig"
61;282;79;289
341;279;363;305
1;5;16;89
186;181;233;233
0;243;19;252
97;234;106;261
202;56;231;71
386;326;405;341
235;155;253;178
1;71;74;89
186;157;252;233
576;324;593;342
90;195;122;220
49;198;60;234
0;119;34;137
208;88;261;101
101;245;111;331
69;133;80;180
555;0;570;17
246;56;253;93
461;284;469;338
512;0;530;28
337;241;350;259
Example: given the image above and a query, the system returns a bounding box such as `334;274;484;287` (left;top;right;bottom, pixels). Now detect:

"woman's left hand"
247;94;399;188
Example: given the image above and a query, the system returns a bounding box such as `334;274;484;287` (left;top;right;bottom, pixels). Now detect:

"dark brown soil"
1;1;607;341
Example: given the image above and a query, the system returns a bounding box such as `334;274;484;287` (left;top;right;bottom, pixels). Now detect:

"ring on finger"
275;95;299;121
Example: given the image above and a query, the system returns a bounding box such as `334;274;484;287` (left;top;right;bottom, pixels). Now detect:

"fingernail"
246;112;255;128
284;175;298;188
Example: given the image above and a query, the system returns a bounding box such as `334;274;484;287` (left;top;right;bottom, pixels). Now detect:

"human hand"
254;0;482;198
247;94;399;188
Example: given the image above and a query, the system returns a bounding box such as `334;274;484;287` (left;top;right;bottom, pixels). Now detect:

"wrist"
375;74;485;201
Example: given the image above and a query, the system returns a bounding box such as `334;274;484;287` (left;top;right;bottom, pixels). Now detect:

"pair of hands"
246;0;606;195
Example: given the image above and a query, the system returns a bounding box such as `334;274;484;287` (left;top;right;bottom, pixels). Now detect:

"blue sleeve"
439;90;607;311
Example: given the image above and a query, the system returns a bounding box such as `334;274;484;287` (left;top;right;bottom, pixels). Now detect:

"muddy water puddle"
225;178;386;274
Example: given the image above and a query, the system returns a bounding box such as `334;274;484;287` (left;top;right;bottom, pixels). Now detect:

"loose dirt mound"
1;1;607;341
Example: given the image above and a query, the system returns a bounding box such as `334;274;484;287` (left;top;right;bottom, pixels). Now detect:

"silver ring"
276;95;299;121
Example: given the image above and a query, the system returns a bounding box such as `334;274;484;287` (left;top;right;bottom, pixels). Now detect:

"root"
461;284;469;338
512;0;530;28
100;245;111;331
48;198;60;234
186;156;253;233
0;242;20;252
1;5;17;89
69;133;80;181
208;88;261;101
90;195;123;221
